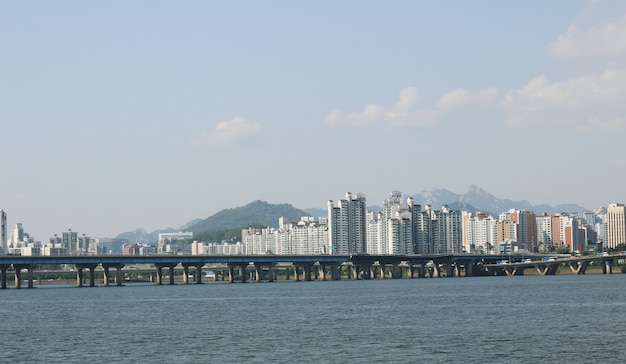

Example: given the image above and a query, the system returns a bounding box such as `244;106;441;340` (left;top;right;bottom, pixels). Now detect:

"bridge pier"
1;265;9;289
156;265;163;285
116;266;124;285
414;264;424;278
181;264;203;284
102;264;125;286
75;264;98;287
196;266;202;284
568;261;590;275
183;265;190;284
254;263;264;283
227;263;248;283
13;265;34;288
432;264;441;278
602;259;613;274
318;265;326;281
446;264;455;278
155;264;177;285
304;264;312;281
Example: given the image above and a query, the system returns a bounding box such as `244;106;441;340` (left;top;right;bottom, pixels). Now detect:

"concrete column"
196;266;202;284
228;266;234;283
76;268;84;287
182;266;190;285
318;265;326;281
269;267;275;282
103;266;110;286
255;265;263;283
24;267;33;288
432;264;440;278
156;266;163;285
446;264;455;278
417;265;425;278
169;266;175;285
89;266;96;287
1;266;8;289
603;260;613;274
14;268;22;289
285;267;290;281
304;265;312;281
116;266;124;286
293;266;300;281
391;265;400;279
241;265;248;283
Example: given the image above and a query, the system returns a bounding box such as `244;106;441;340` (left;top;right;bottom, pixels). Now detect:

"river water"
1;275;625;363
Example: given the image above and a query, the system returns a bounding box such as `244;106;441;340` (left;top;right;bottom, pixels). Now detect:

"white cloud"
325;87;439;127
195;117;261;146
501;67;626;131
437;87;498;109
548;15;626;59
395;86;420;111
503;67;626;111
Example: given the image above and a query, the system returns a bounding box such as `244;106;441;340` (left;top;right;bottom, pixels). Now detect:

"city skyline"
0;186;617;245
2;1;626;240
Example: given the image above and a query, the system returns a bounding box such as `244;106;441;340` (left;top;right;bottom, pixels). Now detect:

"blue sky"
2;1;626;240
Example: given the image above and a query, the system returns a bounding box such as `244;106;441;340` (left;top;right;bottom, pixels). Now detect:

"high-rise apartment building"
157;232;193;253
328;192;366;255
496;220;517;246
431;205;463;254
364;192;455;255
0;210;6;254
241;216;329;255
62;229;78;253
369;191;414;255
607;203;626;248
11;223;24;247
536;213;585;252
463;212;497;253
500;209;537;251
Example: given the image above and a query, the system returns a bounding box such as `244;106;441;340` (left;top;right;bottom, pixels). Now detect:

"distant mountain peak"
412;185;587;216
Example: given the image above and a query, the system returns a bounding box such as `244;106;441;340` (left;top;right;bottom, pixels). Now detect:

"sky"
2;1;626;240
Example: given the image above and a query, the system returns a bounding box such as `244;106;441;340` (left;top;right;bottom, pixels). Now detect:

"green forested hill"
187;200;309;238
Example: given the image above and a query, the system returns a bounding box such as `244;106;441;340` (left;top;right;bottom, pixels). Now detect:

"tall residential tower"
328;192;366;255
0;210;6;254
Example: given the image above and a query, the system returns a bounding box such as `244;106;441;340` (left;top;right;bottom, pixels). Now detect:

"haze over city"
2;1;626;240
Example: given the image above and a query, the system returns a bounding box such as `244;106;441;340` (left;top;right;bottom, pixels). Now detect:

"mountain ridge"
115;185;589;243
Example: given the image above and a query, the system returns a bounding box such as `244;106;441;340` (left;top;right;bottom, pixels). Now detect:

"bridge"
0;253;622;289
483;253;625;276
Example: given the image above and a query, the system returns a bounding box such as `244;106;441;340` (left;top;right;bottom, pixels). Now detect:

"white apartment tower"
464;212;497;253
432;205;463;254
607;203;626;248
11;223;24;247
328;192;366;255
377;191;414;255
